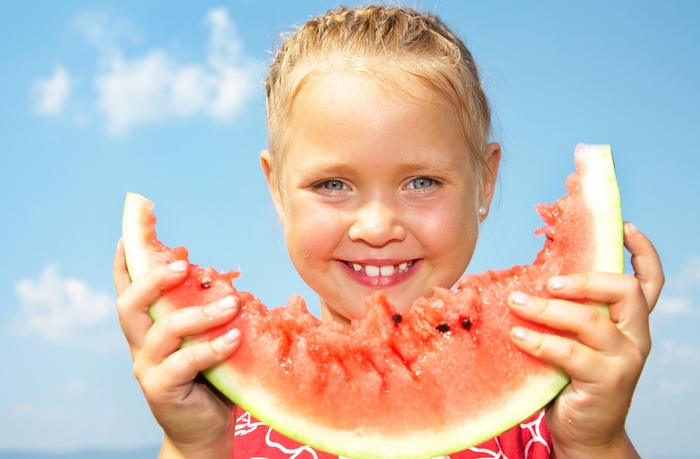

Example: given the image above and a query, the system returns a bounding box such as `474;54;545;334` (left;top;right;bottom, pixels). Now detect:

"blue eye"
408;177;435;189
322;180;346;191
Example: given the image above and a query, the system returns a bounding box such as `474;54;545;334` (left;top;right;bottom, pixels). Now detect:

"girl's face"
261;71;499;323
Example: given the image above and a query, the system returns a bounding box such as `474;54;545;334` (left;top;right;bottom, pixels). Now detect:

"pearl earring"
478;206;487;217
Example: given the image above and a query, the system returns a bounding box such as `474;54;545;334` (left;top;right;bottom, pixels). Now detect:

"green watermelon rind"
121;144;623;459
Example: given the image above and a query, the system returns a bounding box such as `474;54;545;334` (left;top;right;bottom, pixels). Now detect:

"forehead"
274;59;466;142
293;69;452;127
282;71;471;176
289;58;459;115
293;70;447;122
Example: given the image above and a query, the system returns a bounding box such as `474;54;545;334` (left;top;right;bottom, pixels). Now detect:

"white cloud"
659;378;695;395
669;255;700;290
8;265;121;352
658;340;700;367
72;11;141;52
653;255;700;318
60;379;89;398
31;66;72;116
656;295;699;317
30;8;260;136
655;341;700;395
93;7;259;136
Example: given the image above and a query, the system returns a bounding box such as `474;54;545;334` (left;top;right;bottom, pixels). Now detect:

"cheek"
283;198;342;269
409;196;480;281
414;198;478;248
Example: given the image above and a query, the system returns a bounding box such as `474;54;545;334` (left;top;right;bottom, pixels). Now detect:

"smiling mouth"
344;260;415;277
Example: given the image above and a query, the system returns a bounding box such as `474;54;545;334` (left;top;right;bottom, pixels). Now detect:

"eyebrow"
395;157;463;175
299;155;463;178
296;159;354;179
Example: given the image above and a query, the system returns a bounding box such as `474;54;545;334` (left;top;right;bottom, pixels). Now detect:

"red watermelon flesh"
122;144;623;459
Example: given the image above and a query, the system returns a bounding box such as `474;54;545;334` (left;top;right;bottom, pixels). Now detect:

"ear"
260;149;285;223
480;142;501;220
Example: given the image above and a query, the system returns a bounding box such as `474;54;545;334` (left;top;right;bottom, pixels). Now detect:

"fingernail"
549;276;568;290
625;221;639;234
217;295;237;310
212;329;240;352
223;328;240;344
510;292;530;306
511;326;529;341
168;260;188;273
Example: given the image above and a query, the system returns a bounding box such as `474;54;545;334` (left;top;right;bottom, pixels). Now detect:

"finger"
116;260;190;353
113;238;131;294
155;328;242;388
138;295;240;366
624;222;664;312
543;272;651;347
509;326;606;383
508;292;624;353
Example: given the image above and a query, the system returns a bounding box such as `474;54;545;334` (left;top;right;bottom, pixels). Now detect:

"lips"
336;258;421;289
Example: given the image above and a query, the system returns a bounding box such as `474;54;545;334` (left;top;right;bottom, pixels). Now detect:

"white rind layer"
574;144;623;274
574;144;623;318
122;193;175;322
122;192;155;279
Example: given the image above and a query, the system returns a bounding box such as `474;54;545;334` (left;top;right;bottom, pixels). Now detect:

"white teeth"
349;261;413;276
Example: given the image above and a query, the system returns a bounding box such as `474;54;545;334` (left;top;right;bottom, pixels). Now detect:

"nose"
348;199;406;247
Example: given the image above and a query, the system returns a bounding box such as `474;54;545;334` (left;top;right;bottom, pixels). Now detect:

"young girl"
113;5;664;458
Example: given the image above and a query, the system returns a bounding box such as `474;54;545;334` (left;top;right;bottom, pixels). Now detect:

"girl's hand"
506;222;663;459
113;239;241;459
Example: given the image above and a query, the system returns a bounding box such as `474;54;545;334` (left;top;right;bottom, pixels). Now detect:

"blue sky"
1;1;699;457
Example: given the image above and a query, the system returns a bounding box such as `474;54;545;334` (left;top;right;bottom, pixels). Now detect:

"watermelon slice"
122;144;623;459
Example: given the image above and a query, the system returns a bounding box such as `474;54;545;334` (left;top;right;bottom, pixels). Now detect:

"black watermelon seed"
461;318;473;330
391;314;403;326
436;322;450;333
201;280;212;289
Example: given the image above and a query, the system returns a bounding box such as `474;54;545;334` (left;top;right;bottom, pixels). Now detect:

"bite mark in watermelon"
121;144;623;459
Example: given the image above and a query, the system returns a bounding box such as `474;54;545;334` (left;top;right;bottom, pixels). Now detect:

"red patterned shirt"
232;407;551;459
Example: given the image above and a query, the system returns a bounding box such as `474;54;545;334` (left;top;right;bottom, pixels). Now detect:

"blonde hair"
265;5;492;184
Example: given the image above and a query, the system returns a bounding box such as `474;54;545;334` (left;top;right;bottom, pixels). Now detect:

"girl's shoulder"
232;407;552;459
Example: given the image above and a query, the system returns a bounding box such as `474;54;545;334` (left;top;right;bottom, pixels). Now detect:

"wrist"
159;433;233;459
552;429;640;459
